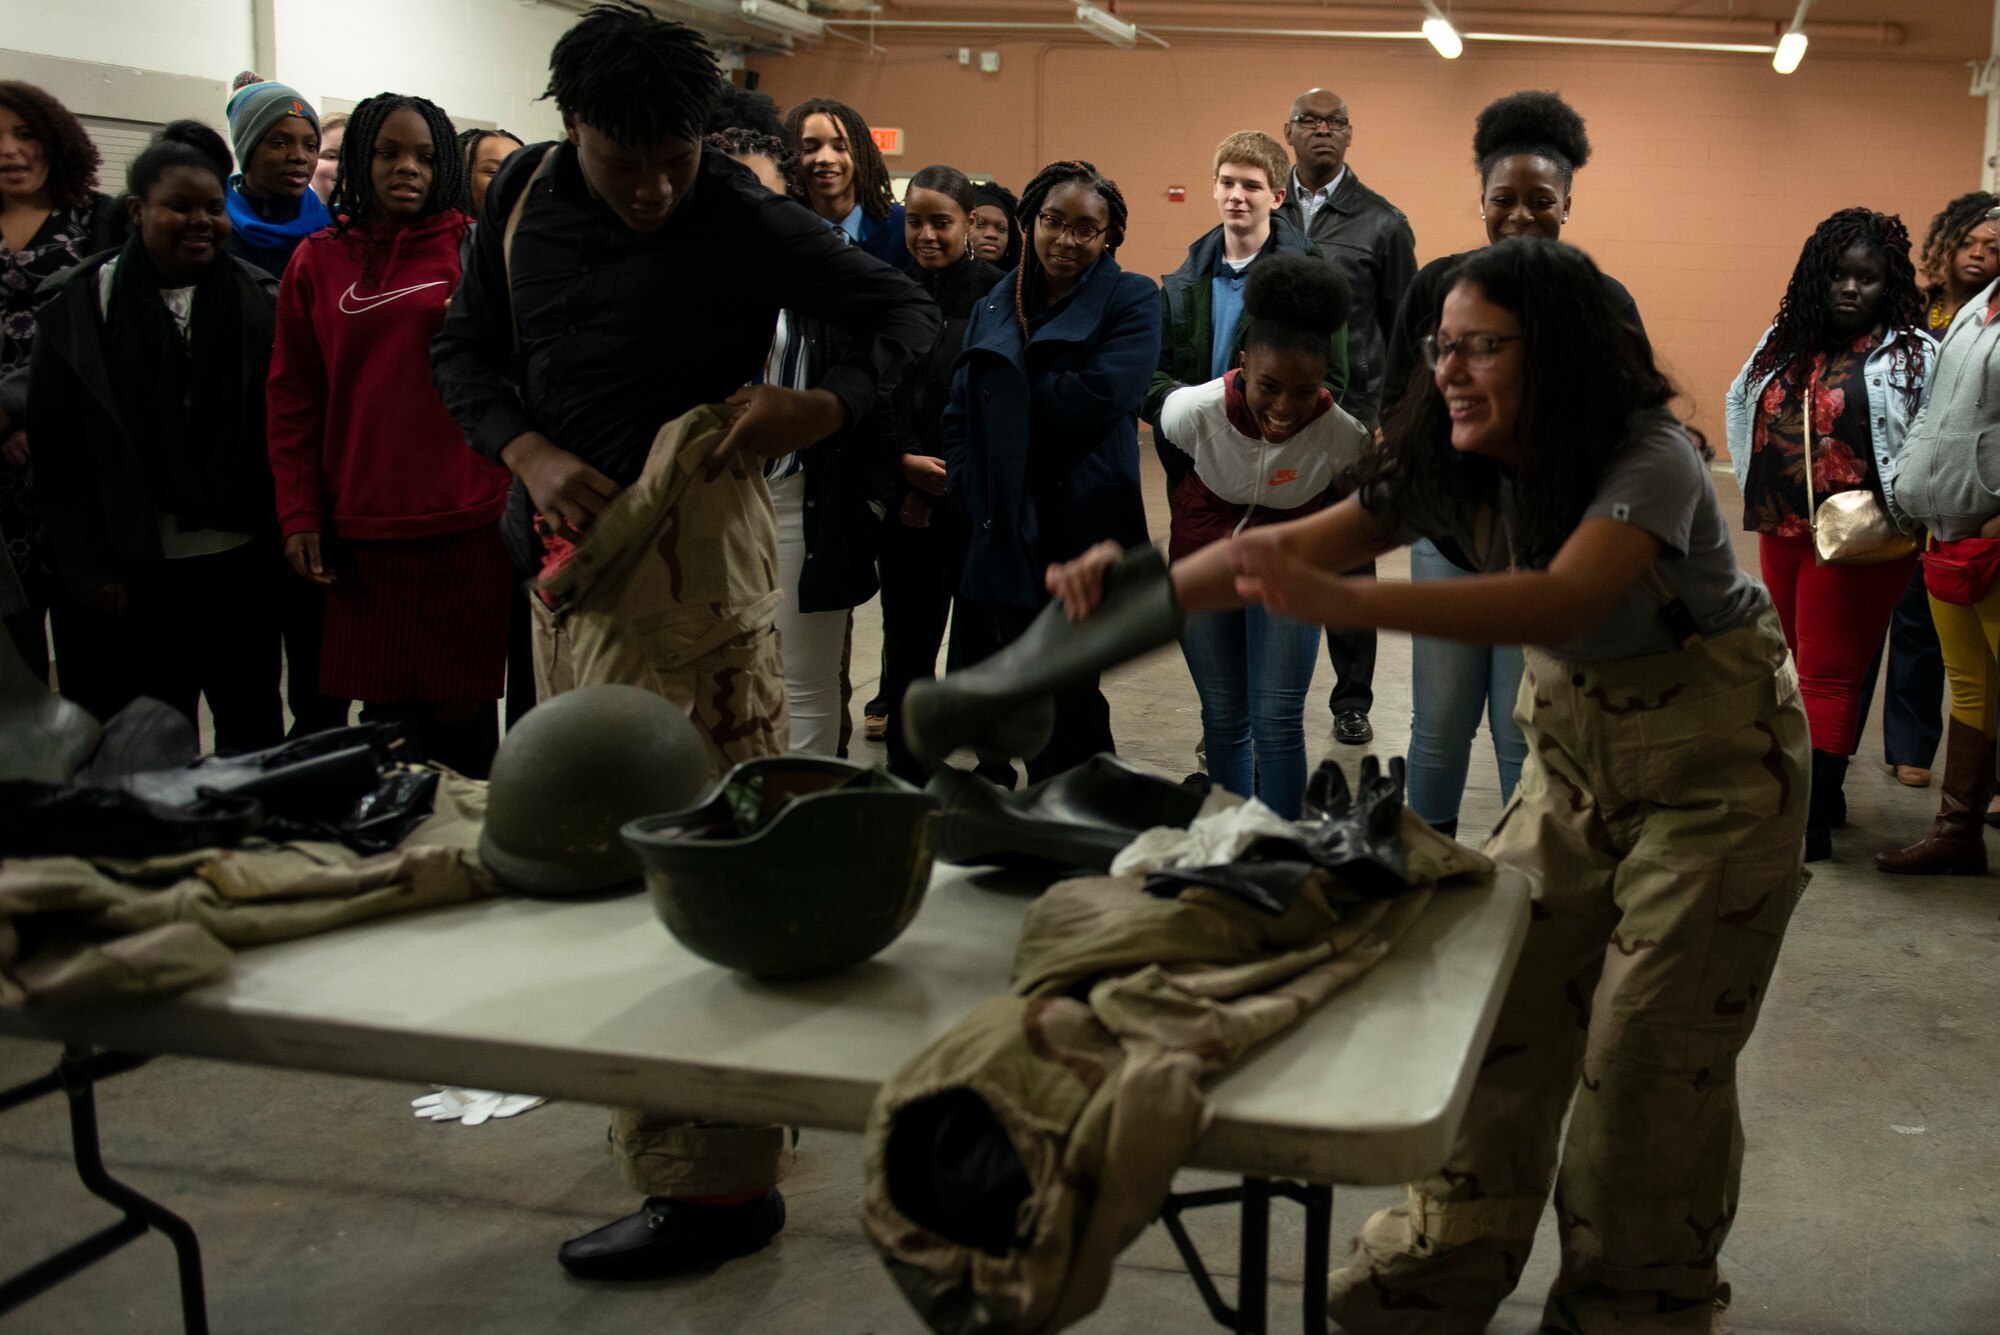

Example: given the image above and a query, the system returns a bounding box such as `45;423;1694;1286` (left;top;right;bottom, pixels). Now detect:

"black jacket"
895;252;1004;467
431;143;940;565
796;314;902;614
1274;166;1417;430
25;254;278;593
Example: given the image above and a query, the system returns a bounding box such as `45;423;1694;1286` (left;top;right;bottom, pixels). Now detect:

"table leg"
1300;1183;1332;1335
1236;1177;1271;1334
0;1046;210;1334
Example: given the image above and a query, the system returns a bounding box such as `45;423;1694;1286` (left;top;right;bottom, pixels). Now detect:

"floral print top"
1741;334;1881;538
2;199;108;599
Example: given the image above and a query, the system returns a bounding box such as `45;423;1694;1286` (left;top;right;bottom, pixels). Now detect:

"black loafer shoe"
558;1190;785;1280
1332;710;1373;745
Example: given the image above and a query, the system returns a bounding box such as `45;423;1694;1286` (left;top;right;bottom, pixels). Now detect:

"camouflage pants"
1327;610;1809;1335
531;406;792;1198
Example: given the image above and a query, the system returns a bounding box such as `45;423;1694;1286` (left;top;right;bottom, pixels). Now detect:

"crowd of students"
3;2;2000;1325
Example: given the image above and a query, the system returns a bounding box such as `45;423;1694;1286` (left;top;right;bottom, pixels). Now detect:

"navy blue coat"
944;256;1159;610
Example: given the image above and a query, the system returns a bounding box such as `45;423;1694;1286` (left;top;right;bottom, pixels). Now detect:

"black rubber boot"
1805;749;1845;863
904;545;1183;768
557;1190;785;1280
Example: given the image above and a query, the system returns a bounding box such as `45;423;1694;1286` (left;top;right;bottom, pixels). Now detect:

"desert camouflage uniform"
531;404;793;1197
865;817;1493;1335
1326;610;1810;1335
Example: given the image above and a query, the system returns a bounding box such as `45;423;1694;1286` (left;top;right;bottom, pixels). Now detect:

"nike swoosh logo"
339;280;447;314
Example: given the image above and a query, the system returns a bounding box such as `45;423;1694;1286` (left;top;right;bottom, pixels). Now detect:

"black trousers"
280;566;351;735
85;543;285;753
1324;560;1377;715
953;597;1113;785
880;508;970;784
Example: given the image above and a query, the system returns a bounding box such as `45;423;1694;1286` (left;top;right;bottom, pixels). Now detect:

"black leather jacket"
1274;166;1417;430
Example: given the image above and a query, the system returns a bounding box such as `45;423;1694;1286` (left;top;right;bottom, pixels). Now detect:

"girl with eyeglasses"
1725;209;1934;862
944;158;1158;785
1381;89;1644;841
1046;235;1805;1334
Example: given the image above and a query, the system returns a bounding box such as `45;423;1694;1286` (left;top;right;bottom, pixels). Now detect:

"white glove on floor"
411;1087;546;1126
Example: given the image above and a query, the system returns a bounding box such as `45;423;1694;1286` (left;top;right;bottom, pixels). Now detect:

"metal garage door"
80;116;164;197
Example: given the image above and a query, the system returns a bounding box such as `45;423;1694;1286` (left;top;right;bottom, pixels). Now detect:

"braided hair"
1472;90;1590;190
1011;159;1129;343
783;97;895;221
1918;190;2000;309
544;1;721;147
458;127;522;167
330;94;464;227
1750;208;1925;403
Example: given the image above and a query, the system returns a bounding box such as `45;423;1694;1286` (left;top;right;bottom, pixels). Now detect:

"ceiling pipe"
867;0;1902;45
823;18;1785;56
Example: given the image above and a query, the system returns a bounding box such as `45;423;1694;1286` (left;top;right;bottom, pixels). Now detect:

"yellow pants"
1928;582;2000;737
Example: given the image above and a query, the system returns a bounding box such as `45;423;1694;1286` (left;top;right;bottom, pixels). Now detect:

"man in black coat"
1274;85;1419;745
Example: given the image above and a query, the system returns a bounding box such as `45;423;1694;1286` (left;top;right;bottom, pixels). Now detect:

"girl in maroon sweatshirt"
267;93;512;775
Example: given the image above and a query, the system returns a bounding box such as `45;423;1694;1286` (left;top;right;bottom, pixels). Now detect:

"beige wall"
753;39;1985;453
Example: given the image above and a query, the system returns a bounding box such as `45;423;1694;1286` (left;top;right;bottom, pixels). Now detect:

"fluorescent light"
1074;3;1138;48
1772;28;1807;72
1419;2;1462;59
741;0;825;41
1423;16;1463;58
1773;0;1812;73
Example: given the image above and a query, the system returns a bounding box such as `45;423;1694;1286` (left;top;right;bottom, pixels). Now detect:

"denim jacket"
1725;324;1937;511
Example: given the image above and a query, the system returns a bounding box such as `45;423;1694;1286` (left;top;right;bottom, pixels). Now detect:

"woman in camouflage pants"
1051;236;1808;1334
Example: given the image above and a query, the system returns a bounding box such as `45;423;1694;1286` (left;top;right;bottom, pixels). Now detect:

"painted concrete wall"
752;37;1987;450
5;0;570;142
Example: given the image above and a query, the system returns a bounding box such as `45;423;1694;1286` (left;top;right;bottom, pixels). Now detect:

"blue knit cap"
225;81;319;170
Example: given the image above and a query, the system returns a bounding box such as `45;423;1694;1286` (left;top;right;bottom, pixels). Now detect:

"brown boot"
1876;717;1994;875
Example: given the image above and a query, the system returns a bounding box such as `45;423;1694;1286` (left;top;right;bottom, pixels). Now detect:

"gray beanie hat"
224;81;319;170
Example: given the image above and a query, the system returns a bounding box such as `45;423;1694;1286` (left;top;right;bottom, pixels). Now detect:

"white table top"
0;863;1529;1186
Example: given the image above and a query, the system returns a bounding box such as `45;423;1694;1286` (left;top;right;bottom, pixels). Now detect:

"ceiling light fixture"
1074;3;1138;48
1772;0;1812;73
1420;1;1463;59
740;0;825;42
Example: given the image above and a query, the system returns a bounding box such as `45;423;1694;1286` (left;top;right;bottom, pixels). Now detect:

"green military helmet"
623;757;938;979
479;685;712;897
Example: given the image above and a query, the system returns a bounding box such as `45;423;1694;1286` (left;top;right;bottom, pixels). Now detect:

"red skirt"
318;525;512;703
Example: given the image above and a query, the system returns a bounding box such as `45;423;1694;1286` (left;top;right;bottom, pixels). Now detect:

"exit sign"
871;127;904;156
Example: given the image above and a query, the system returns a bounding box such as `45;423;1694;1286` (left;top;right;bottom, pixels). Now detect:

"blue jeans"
1180;605;1322;818
1407;539;1528;826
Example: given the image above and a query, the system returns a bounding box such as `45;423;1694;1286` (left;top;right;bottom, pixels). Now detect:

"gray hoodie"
1886;279;2000;540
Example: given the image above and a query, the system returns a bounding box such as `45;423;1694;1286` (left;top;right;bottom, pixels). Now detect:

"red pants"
1759;532;1915;754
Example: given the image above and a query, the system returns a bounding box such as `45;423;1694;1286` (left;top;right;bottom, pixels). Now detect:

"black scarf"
102;232;249;533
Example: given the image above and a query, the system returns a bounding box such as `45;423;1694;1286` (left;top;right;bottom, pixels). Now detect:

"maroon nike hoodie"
267;209;510;540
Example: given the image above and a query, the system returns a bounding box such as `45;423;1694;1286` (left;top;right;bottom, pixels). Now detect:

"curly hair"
1473;90;1590;190
1012;159;1129;344
545;1;721;147
331;93;465;228
0;81;101;209
705;127;797;186
708;84;787;141
1749;208;1926;405
1918;190;2000;305
1359;237;1677;566
783;97;895;222
1242;253;1350;362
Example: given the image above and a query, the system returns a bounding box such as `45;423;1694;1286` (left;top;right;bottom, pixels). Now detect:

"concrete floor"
5;464;2000;1334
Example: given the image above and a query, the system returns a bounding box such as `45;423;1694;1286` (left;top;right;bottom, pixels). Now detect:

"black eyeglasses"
1036;210;1106;244
1421;333;1524;370
1289;114;1351;132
